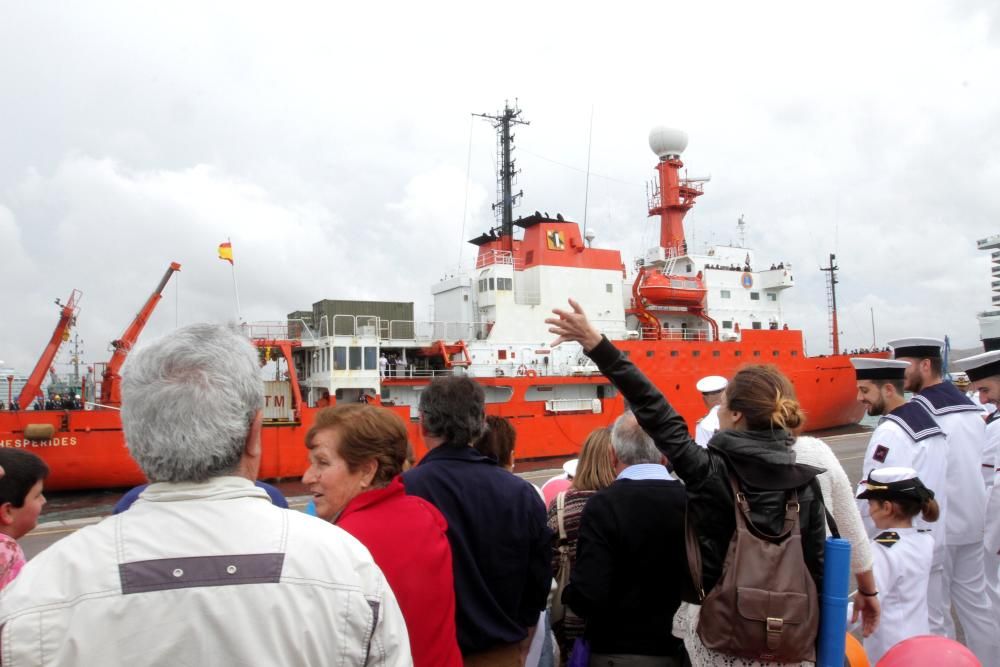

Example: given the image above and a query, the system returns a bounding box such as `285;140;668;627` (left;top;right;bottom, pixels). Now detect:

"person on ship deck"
303;403;462;667
546;299;828;666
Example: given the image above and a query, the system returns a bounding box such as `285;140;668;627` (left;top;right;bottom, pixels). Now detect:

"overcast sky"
2;1;999;374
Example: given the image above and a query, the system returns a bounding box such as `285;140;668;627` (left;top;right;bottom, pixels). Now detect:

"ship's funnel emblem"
546;230;566;251
741;273;754;289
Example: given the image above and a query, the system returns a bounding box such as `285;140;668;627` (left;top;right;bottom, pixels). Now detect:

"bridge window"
721;290;731;299
750;292;760;301
489;278;495;290
767;293;777;302
497;278;512;290
334;347;347;370
364;347;377;370
722;320;733;329
349;347;362;370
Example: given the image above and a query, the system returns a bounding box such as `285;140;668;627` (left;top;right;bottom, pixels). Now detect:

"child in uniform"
856;466;939;663
0;450;49;589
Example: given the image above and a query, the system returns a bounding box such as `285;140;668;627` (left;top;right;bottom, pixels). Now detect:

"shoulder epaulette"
917;528;932;533
881;402;945;442
914;383;981;415
875;531;900;547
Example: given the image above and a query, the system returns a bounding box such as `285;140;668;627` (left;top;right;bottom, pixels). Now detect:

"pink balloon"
877;635;981;666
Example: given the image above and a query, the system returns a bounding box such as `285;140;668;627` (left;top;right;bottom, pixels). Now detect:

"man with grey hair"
563;411;688;666
403;376;551;666
0;324;410;666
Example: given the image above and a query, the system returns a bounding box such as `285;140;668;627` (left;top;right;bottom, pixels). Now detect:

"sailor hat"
953;350;1000;382
696;375;728;394
850;358;910;380
856;466;935;501
887;337;943;359
563;459;578;478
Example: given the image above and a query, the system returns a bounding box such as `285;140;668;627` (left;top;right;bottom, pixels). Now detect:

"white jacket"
0;477;412;666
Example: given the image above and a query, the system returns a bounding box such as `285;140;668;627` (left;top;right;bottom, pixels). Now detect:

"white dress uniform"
695;405;720;448
856;402;948;561
864;527;935;663
913;382;995;658
694;375;727;449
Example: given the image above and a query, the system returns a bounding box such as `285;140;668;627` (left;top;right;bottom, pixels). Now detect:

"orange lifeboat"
638;271;707;307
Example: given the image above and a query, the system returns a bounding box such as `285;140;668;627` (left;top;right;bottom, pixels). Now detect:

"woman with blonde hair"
547;427;615;665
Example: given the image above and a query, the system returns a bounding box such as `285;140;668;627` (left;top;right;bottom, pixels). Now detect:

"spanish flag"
218;242;233;265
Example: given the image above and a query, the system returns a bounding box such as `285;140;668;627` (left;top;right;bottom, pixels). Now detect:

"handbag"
550;491;572;625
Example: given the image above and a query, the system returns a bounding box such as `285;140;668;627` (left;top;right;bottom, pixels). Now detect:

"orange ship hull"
0;328;873;491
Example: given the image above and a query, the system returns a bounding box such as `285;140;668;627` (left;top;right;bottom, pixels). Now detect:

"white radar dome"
648;126;688;160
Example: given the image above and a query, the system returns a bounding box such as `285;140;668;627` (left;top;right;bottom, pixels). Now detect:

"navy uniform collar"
881;402;944;442
914;382;980;415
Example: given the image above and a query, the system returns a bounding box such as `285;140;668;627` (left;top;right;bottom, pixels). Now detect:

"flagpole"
228;237;242;322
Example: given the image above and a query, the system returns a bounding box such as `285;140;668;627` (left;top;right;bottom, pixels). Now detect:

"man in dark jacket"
564;411;688;666
403;376;552;665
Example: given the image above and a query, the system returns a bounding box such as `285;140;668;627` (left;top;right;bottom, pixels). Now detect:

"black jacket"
563;478;687;657
403;445;552;654
587;337;827;595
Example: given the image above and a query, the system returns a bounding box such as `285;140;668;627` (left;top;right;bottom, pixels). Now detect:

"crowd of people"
0;310;996;665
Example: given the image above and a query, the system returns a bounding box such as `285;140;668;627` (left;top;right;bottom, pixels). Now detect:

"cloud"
2;0;1000;372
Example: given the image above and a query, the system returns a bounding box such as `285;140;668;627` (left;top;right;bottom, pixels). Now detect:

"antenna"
474;101;529;252
737;214;746;248
820;253;840;355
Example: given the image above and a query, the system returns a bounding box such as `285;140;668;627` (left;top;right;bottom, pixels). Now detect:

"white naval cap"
563;459;578;478
953;350;1000;382
856;466;934;501
696;375;728;394
850;358;910;380
887;337;943;359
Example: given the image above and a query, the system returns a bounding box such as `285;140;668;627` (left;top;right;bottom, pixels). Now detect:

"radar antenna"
474;101;529;252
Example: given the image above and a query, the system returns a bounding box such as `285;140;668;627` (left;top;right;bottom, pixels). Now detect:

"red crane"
17;290;82;409
100;262;182;407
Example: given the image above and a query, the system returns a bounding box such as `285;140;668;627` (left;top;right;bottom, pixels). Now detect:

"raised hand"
544;298;603;352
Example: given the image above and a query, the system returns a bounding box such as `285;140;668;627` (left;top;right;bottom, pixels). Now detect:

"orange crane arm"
18;290;81;408
100;262;181;406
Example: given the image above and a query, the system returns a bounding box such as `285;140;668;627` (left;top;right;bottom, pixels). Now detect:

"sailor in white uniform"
856;467;938;664
889;337;997;664
851;358;947;551
694;375;727;447
952;349;1000;628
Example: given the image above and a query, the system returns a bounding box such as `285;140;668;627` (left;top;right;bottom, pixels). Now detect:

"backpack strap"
811;478;841;539
685;504;705;601
729;474;800;540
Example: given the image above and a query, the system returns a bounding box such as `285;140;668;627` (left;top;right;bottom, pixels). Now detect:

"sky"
2;0;999;374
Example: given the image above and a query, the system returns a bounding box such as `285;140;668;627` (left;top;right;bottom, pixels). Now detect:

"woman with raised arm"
546;299;830;666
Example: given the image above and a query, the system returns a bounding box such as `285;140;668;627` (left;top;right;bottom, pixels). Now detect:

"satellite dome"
648;126;688;160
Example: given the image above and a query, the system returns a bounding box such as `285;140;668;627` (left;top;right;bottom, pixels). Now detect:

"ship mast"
821;253;840;355
474;102;528;253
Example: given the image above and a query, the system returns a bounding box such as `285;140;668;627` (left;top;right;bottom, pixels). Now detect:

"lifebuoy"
526;369;537;378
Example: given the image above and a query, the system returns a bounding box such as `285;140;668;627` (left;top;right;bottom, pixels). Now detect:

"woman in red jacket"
302;404;462;667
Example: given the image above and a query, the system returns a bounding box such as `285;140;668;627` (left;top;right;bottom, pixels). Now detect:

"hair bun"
772;396;804;430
